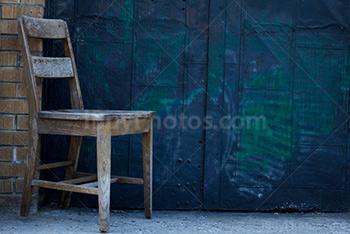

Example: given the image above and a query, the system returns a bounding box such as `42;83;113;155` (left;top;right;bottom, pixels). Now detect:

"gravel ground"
1;206;350;234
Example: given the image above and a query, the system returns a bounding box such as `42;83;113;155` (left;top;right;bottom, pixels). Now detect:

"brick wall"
0;0;44;209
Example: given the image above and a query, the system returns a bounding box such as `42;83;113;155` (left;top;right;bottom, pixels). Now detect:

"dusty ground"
1;206;350;234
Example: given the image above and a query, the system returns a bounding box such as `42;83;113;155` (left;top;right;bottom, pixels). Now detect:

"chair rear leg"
97;122;111;233
61;136;83;208
21;130;40;216
142;119;153;219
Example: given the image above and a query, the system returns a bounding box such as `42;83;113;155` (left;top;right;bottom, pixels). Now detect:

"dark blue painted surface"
42;0;350;211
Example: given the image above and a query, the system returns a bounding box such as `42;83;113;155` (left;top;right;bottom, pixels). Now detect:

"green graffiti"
238;90;292;174
135;87;203;114
248;69;289;90
238;48;350;174
134;87;178;113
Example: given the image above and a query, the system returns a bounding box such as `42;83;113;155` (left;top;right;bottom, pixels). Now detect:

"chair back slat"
32;56;74;78
18;15;84;113
23;17;67;39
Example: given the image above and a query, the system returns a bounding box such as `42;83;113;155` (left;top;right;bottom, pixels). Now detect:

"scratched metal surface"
41;0;350;211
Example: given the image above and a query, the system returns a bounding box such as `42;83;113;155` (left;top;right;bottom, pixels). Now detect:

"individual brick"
0;147;14;161
21;0;45;6
0;115;15;129
0;131;28;146
0;20;17;34
0;52;18;66
0;162;25;176
0;179;13;193
16;147;27;161
0;37;43;51
0;0;19;3
0;100;28;114
0;37;18;50
0;69;24;82
16;115;28;130
1;5;44;19
0;83;17;98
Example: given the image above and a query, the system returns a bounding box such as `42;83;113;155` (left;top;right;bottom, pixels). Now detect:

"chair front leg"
142;119;153;219
97;122;111;233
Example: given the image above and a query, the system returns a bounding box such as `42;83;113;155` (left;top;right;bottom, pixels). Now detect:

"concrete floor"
1;206;350;234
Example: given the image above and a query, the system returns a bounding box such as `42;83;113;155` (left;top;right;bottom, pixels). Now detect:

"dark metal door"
202;0;350;211
44;0;350;211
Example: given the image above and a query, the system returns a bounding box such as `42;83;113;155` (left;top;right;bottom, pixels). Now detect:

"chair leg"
142;119;153;219
97;122;111;233
21;127;40;216
61;136;83;208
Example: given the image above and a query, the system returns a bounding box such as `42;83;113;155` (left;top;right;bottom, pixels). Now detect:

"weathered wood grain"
142;119;153;219
110;118;150;136
18;15;41;217
39;109;155;121
37;160;73;170
61;175;97;184
97;122;111;232
20;117;40;216
38;118;150;136
31;56;74;78
38;119;97;136
76;174;143;187
81;178;117;188
22;16;67;39
32;179;99;195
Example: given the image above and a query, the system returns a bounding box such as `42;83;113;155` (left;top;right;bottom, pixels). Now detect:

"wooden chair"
18;15;155;232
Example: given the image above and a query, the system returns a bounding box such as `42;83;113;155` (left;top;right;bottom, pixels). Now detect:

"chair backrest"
17;16;84;117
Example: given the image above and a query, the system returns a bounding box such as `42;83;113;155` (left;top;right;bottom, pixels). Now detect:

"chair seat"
39;109;156;121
